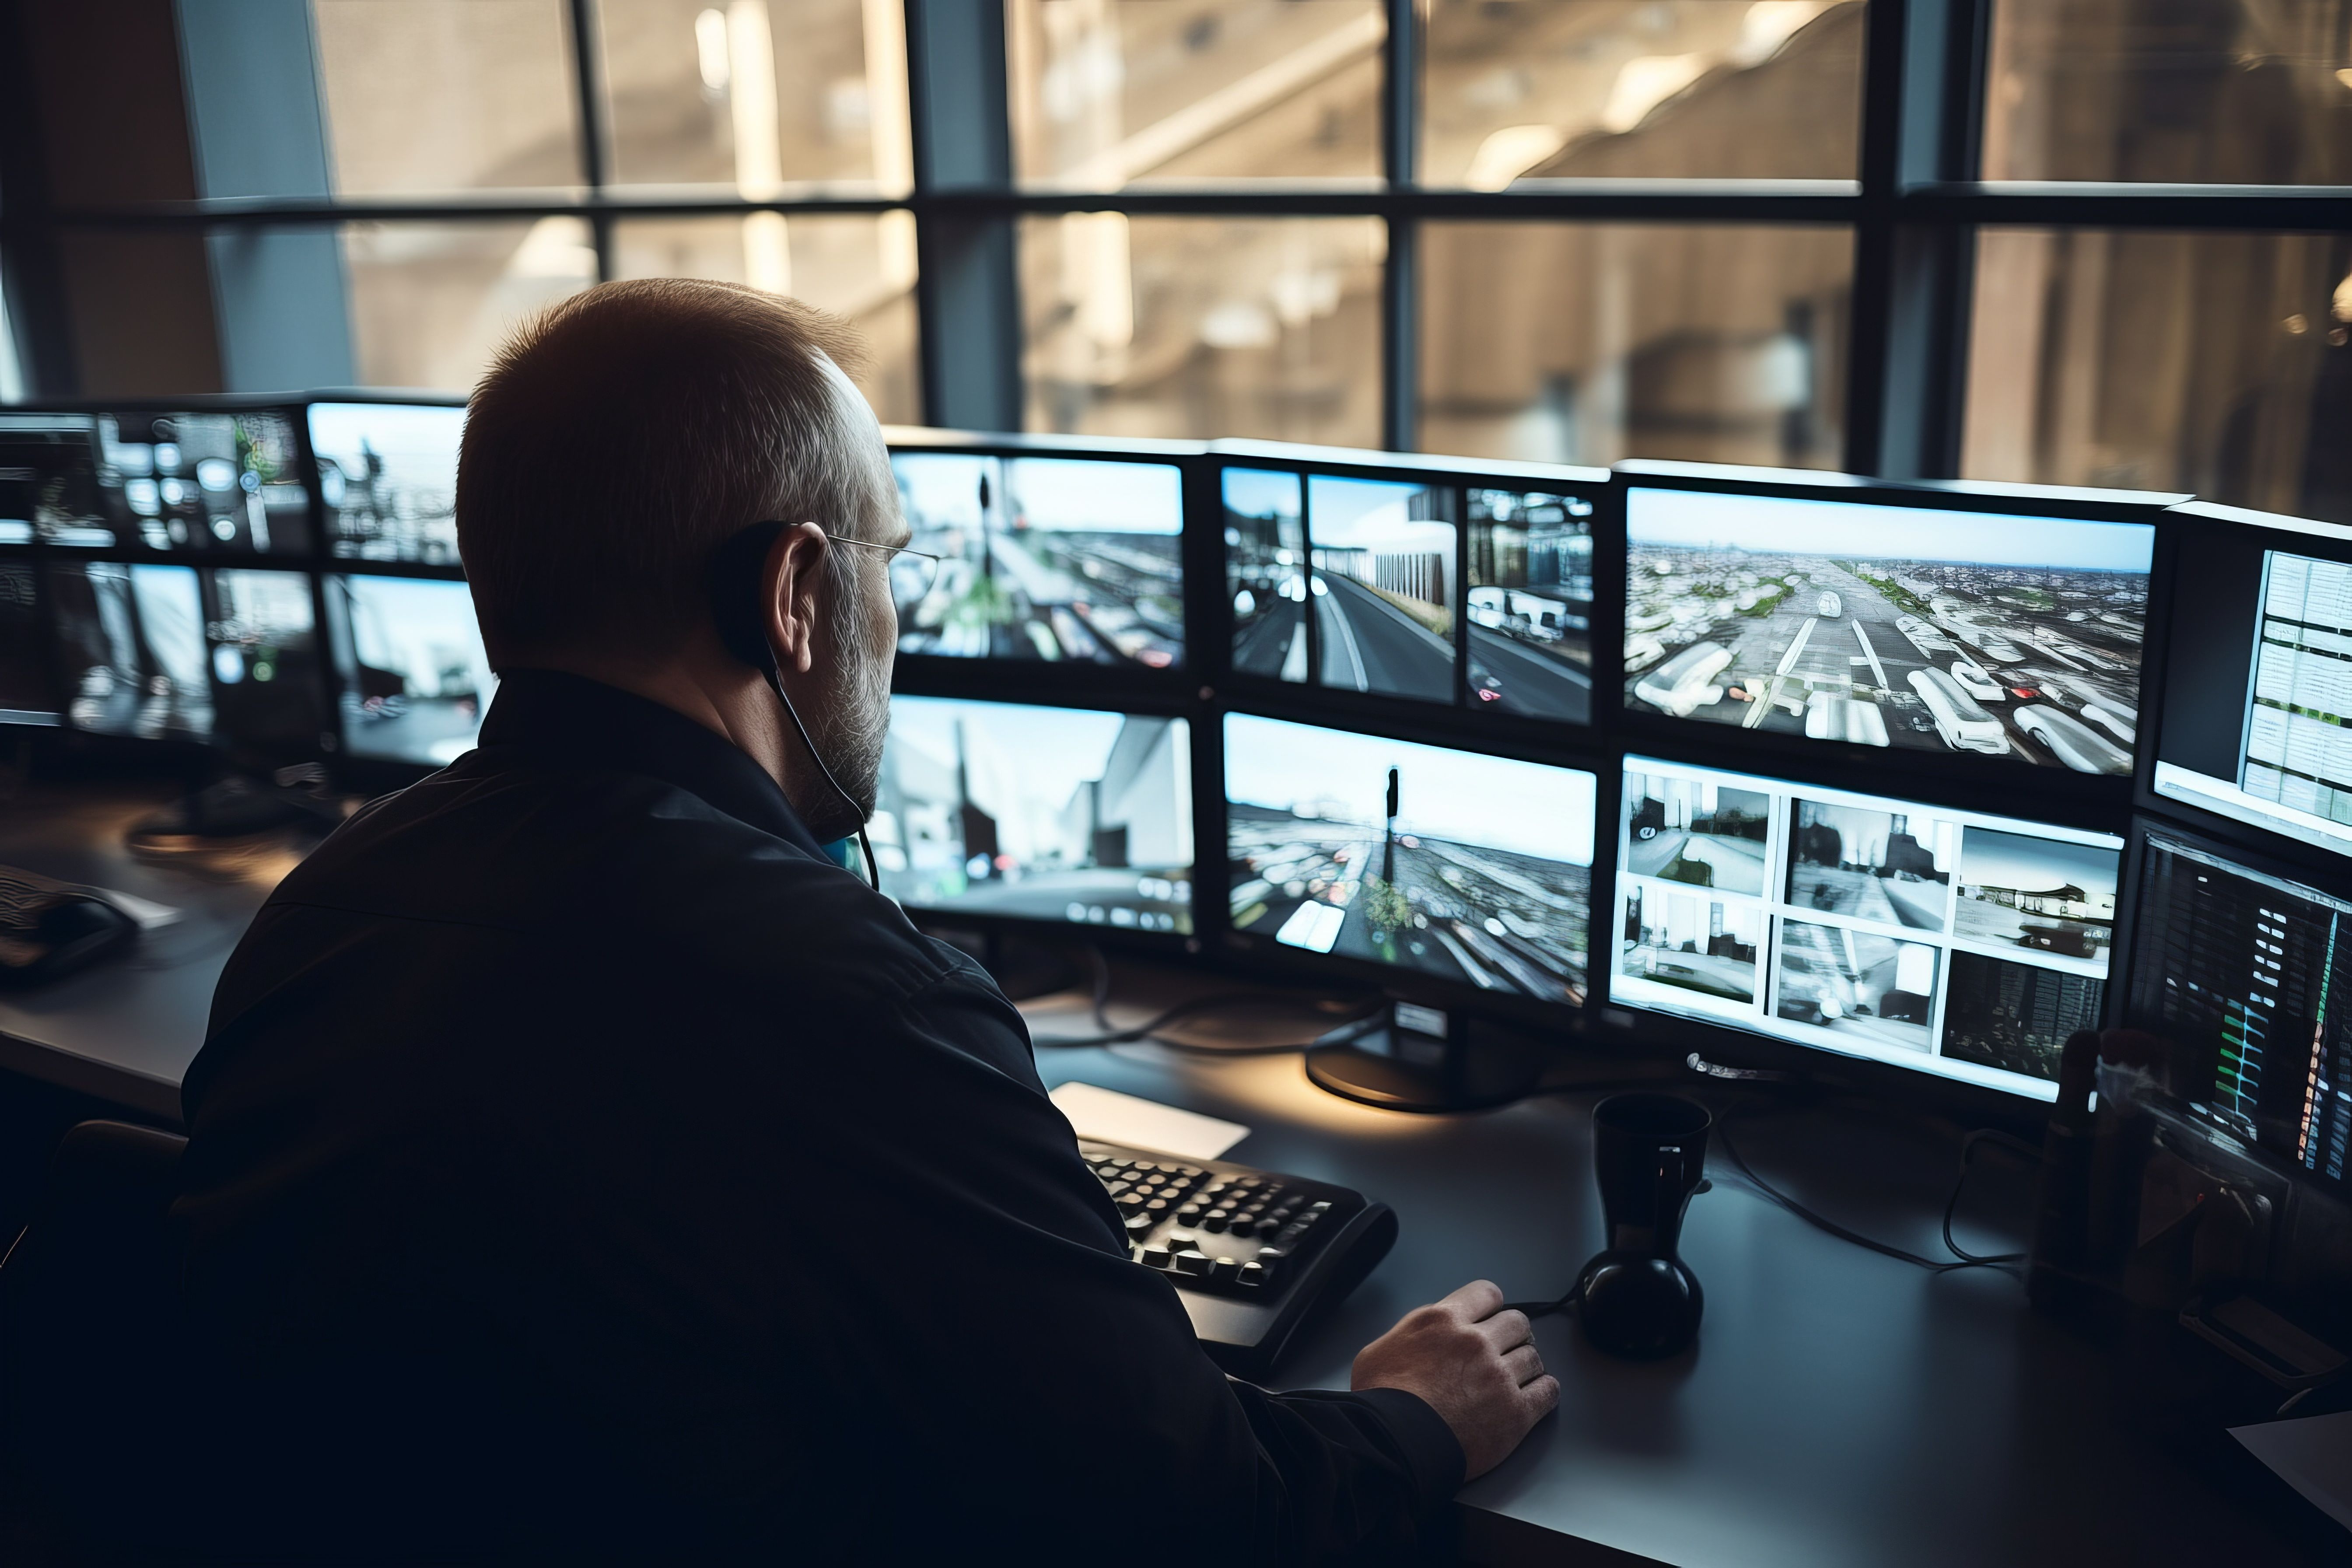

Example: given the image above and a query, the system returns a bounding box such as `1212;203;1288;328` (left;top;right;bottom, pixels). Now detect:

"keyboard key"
1210;1256;1241;1282
1201;1212;1230;1233
1237;1261;1268;1289
1171;1250;1211;1277
1140;1246;1172;1269
1227;1218;1257;1238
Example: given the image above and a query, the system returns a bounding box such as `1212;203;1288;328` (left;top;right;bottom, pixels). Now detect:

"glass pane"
342;220;598;391
1006;0;1383;188
1985;0;2352;183
1421;0;1864;186
609;215;922;421
1964;229;2352;523
596;0;912;192
1022;214;1384;444
1419;221;1851;468
312;0;583;195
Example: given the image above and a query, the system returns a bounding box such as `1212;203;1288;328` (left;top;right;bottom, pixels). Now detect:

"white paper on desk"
95;889;182;929
1048;1082;1250;1161
2232;1410;2352;1534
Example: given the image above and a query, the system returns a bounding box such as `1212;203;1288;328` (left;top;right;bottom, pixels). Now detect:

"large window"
9;0;2352;519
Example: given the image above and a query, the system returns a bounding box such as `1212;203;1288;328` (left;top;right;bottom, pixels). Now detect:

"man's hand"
1349;1280;1558;1480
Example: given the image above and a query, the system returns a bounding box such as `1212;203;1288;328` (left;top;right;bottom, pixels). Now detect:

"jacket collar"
476;668;826;858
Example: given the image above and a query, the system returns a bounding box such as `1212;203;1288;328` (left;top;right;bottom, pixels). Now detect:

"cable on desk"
1942;1129;2039;1266
1714;1108;2027;1275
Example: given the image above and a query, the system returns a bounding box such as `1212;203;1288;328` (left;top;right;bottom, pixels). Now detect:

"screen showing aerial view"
1225;714;1594;1003
892;453;1183;666
0;411;308;553
311;403;465;565
1624;488;2152;774
326;575;497;766
876;697;1191;933
1467;488;1595;721
1615;756;2120;1097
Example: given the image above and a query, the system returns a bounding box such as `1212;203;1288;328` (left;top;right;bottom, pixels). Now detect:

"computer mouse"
0;892;139;988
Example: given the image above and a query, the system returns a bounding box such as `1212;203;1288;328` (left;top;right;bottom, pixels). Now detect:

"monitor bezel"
1208;441;1618;743
1207;692;1616;1038
1613;460;2183;809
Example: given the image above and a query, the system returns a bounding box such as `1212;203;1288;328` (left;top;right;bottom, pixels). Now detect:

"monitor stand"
1305;1001;1551;1113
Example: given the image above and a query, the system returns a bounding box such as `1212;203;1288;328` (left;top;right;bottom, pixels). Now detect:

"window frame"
0;0;2345;483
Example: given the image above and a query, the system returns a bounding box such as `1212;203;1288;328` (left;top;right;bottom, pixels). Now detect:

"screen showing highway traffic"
893;453;1184;667
1624;487;2153;774
1225;713;1594;1003
1614;756;2121;1098
876;697;1192;934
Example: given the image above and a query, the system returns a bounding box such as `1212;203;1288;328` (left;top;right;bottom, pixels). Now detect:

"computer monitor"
0;557;58;726
44;560;329;754
1612;754;2122;1099
890;451;1185;667
309;402;466;565
0;409;311;554
875;696;1193;934
1222;712;1596;1005
324;574;497;766
49;561;214;740
1623;479;2156;776
2148;504;2352;857
2124;825;2352;1194
1222;454;1605;722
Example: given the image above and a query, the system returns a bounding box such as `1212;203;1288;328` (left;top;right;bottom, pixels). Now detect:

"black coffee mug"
1574;1093;1712;1359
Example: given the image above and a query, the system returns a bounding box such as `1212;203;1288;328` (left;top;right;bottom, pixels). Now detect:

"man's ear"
760;522;829;676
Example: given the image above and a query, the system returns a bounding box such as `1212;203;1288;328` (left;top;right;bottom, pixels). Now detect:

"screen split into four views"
1624;487;2153;774
1612;754;2124;1099
1223;714;1597;1004
891;452;1185;667
1225;469;1597;722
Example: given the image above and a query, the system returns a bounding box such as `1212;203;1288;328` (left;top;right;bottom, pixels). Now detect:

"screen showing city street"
207;569;327;756
893;454;1183;666
50;562;213;740
310;403;465;565
326;576;496;766
1227;468;1308;683
1225;714;1593;1002
1625;488;2152;773
1774;919;1939;1054
1306;476;1457;703
876;697;1191;933
1467;488;1595;721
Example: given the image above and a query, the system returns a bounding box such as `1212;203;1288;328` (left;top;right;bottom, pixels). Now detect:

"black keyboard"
1082;1140;1396;1381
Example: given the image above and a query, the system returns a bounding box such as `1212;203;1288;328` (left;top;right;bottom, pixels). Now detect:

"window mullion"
565;0;614;280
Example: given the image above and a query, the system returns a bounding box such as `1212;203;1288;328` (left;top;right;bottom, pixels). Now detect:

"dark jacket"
172;670;1460;1563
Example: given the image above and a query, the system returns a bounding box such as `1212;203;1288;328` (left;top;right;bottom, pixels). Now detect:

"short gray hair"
457;278;889;668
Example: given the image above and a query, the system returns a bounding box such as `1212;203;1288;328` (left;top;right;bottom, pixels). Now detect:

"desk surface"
0;783;284;1124
0;791;2323;1566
